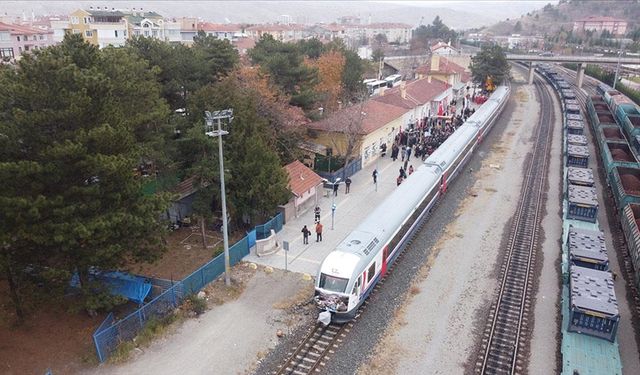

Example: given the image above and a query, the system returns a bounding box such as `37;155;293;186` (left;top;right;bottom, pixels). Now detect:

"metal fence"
93;220;268;362
254;213;284;240
316;158;362;182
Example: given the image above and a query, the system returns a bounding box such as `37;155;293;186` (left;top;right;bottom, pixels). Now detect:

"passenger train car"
314;86;510;322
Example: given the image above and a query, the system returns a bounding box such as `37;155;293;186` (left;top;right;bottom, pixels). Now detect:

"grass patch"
108;313;180;364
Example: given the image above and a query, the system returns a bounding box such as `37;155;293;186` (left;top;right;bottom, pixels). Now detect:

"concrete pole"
527;62;534;85
613;47;622;90
217;117;231;286
576;63;585;89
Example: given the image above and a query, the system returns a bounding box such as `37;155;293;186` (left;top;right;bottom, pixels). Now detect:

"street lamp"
331;177;341;230
204;109;233;286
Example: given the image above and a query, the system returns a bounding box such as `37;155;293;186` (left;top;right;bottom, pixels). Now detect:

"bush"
185;294;207;315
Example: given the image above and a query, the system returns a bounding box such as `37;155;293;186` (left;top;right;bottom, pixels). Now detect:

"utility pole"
613;44;623;90
204;109;233;286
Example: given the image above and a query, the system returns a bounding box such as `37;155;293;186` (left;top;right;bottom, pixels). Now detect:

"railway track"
475;77;553;375
274;323;347;375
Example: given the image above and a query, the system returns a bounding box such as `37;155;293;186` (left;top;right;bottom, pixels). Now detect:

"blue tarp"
70;269;152;304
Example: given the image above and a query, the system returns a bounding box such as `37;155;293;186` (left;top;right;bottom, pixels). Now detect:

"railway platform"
244;153;410;276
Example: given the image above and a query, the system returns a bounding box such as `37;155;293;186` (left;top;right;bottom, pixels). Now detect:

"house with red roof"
430;41;459;56
282;160;324;219
416;55;472;103
0;21;54;60
198;22;244;42
306;76;452;166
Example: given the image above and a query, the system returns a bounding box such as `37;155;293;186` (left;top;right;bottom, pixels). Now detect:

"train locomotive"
314;86;510;322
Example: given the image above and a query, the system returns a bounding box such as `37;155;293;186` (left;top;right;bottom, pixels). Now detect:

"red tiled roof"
0;21;49;35
232;37;256;51
308;99;408;135
198;22;242;32
373;78;451;109
416;57;469;78
284;160;323;197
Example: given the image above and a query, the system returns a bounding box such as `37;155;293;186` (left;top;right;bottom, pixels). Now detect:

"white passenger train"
315;86;511;322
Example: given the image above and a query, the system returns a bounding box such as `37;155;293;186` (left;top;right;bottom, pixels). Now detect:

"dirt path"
357;69;539;374
87;265;313;375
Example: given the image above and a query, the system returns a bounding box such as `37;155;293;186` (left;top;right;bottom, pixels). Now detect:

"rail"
476;77;553;374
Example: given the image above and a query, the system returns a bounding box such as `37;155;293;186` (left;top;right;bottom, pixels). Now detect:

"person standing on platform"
316;222;323;242
314;206;321;223
345;177;352;194
301;225;310;244
397;175;403;186
409;165;414;175
372;169;378;184
333;182;339;196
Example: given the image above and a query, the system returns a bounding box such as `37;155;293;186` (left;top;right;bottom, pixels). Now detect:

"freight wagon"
568;265;620;342
567;226;609;271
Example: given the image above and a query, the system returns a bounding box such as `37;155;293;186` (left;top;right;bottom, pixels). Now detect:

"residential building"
66;8;128;48
179;17;199;45
307;76;452;166
416;55;471;102
198;23;244;42
282;160;324;219
125;10;165;40
0;22;54;60
430;41;459;56
573;16;627;36
364;23;412;44
245;23;308;42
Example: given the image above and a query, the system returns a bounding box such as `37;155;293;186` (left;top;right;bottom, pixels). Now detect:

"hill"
483;0;640;36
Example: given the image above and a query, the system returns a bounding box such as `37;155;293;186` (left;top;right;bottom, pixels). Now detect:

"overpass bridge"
506;54;639;88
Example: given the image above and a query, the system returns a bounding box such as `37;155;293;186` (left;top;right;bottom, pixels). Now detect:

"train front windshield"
319;273;349;293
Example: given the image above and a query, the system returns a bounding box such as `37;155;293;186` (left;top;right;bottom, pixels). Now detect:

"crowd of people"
385;101;476;185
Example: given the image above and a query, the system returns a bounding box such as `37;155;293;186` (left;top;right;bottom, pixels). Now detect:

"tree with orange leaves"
306;50;345;113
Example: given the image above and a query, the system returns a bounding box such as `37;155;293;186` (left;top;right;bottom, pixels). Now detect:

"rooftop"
373;78;451;109
308;98;408;135
199;22;243;32
283;160;323;197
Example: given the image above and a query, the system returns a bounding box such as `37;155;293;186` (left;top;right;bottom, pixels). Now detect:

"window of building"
152;30;158;37
0;47;14;59
367;263;376;283
16;36;20;42
144;30;149;37
135;30;140;36
71;16;79;25
83;17;92;24
39;34;44;40
123;30;127;37
85;30;93;37
72;29;81;34
24;45;29;51
114;30;118;38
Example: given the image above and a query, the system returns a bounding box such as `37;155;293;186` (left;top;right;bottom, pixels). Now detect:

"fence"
254;213;284;240
316;158;362;182
93;215;277;363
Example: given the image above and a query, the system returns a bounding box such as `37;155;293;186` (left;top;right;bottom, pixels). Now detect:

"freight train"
538;64;623;374
314;86;510;322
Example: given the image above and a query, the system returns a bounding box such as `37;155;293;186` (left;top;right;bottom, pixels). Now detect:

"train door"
381;245;390;276
440;171;449;193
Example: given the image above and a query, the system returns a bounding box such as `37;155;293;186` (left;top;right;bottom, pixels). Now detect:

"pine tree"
0;34;171;317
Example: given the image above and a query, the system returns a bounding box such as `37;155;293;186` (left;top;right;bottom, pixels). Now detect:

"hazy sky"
0;1;557;29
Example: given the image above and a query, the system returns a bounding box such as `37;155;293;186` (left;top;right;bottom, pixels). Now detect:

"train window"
319;273;349;293
367;263;376;283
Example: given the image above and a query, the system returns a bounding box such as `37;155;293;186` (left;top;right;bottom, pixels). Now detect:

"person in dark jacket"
301;225;310;244
345;177;352;193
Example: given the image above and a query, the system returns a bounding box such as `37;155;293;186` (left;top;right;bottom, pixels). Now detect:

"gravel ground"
87;264;315;375
527;77;563;374
294;69;535;375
